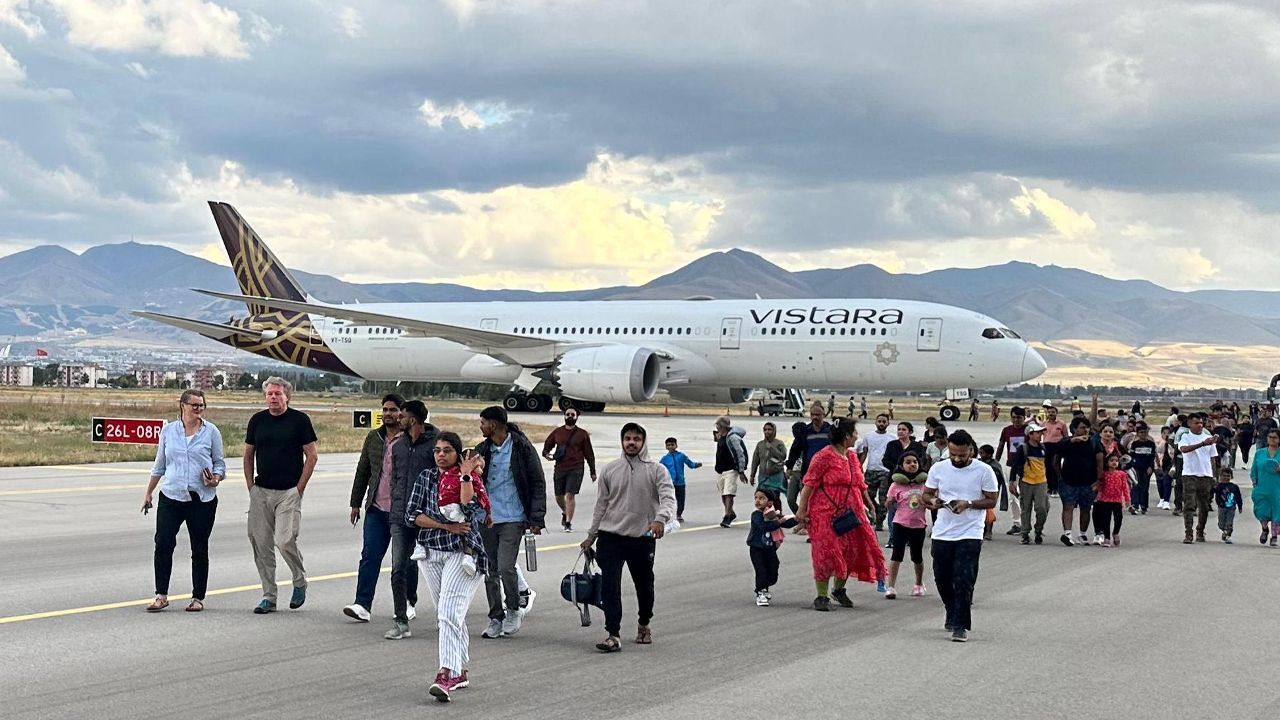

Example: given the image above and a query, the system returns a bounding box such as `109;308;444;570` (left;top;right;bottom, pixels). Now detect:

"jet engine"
552;346;660;403
666;386;755;404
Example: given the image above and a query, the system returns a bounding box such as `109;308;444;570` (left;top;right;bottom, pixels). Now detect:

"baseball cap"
1026;422;1046;433
1042;399;1055;408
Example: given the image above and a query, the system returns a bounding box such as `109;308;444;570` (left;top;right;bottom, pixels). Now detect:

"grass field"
0;389;554;468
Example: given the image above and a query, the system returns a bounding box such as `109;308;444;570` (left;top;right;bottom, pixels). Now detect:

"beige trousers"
248;485;306;602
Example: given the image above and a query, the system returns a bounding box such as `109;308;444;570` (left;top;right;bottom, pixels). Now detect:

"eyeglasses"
433;447;456;454
184;402;206;410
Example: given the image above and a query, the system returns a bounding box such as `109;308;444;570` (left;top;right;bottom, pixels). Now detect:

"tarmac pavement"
1;412;1276;719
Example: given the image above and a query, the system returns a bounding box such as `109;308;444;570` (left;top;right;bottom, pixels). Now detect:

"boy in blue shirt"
660;437;702;523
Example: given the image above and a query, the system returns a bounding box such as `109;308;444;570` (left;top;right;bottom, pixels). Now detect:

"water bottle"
523;530;538;572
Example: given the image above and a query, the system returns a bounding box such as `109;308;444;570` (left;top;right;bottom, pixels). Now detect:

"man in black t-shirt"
1048;417;1103;547
244;377;318;614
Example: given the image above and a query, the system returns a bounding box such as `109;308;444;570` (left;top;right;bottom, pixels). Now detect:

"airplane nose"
1022;346;1048;381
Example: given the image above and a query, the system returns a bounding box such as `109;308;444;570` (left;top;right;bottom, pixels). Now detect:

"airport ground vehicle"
755;388;806;417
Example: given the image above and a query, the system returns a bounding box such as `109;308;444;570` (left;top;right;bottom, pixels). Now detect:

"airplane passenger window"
658;328;664;335
982;328;1005;339
1001;328;1022;339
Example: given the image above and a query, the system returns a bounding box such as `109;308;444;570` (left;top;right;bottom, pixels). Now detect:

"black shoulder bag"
553;428;577;463
822;482;861;536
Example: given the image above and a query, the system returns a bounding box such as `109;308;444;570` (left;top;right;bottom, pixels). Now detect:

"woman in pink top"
1091;454;1131;547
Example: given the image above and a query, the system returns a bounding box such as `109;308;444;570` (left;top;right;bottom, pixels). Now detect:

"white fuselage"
313;298;1046;391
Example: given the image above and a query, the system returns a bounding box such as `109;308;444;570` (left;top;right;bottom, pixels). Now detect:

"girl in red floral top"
1091;454;1131;547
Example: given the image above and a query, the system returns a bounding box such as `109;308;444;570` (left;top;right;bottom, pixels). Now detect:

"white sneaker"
410;543;426;561
1092;533;1104;546
518;588;537;615
406;604;417;621
755;591;769;606
342;604;370;622
884;587;897;600
1078;532;1089;545
461;554;477;577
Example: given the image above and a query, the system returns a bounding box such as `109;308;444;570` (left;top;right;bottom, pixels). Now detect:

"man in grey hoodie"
580;422;677;653
714;415;750;528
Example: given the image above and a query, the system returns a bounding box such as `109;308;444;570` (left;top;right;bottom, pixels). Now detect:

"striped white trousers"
419;551;483;674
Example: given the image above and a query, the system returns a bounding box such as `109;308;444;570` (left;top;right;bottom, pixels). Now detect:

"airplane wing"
191;289;552;350
131;311;265;341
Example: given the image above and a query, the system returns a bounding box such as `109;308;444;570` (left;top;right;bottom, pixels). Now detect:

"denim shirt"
150;420;226;503
486;434;525;523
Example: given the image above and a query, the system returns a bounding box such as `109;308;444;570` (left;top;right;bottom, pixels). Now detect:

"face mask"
565;416;577;425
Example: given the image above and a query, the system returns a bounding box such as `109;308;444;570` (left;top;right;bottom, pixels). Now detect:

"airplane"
134;202;1048;421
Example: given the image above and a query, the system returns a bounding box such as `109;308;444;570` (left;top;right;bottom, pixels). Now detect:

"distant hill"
1;241;1278;386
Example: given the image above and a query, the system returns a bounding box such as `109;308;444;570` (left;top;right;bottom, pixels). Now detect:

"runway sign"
91;417;165;445
352;410;383;429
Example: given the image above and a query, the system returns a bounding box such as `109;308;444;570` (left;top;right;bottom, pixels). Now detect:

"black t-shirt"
1128;438;1156;473
1051;436;1103;486
245;408;317;489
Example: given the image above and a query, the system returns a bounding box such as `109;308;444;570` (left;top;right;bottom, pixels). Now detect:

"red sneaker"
454;670;469;689
429;672;462;702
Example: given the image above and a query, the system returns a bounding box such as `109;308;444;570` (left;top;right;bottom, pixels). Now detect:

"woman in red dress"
796;418;888;611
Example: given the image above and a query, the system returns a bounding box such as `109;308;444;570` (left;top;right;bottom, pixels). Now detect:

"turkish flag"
35;348;48;357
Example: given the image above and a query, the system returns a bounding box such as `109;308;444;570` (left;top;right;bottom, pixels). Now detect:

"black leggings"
889;524;926;564
154;491;218;598
674;485;686;517
750;546;780;592
1091;501;1123;539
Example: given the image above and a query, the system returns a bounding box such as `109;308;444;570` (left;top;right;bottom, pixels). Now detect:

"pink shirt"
887;482;928;529
1096;469;1131;504
373;433;400;512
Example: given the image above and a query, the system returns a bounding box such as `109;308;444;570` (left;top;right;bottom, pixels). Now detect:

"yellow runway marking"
0;484;143;496
0;520;746;625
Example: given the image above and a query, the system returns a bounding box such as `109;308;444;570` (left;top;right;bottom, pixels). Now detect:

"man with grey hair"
244;377;318;614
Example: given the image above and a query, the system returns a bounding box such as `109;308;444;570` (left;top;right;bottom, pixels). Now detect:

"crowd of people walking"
141;382;1280;700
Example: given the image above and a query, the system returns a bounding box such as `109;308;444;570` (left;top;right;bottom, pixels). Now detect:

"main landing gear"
500;392;607;414
939;404;961;422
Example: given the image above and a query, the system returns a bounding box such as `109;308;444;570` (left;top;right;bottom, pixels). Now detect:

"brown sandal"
635;625;652;644
595;636;621;653
185;599;204;612
145;596;169;612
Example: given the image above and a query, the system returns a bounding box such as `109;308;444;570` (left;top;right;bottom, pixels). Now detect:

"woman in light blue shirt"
143;389;225;612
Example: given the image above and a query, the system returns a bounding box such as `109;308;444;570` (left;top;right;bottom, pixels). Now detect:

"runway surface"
2;412;1276;719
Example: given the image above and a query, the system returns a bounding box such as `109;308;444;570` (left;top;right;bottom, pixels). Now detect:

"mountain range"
1;242;1277;387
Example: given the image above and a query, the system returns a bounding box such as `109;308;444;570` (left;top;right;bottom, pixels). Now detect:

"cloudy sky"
0;0;1278;291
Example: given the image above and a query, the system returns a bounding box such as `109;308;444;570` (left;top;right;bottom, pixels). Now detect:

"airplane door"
480;318;498;331
308;317;326;347
917;317;943;352
720;318;742;350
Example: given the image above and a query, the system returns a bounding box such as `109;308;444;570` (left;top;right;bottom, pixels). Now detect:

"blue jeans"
354;507;392;609
354;507;419;614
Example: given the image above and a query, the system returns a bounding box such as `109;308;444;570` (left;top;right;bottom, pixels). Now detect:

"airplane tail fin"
208;202;309;315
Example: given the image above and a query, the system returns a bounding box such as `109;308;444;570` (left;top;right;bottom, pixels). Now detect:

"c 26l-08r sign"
91;418;165;445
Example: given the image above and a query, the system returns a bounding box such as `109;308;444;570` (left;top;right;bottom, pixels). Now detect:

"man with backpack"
713;415;749;528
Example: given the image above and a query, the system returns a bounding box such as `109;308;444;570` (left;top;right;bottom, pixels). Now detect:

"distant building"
0;364;34;387
135;368;167;388
57;364;101;388
194;368;211;390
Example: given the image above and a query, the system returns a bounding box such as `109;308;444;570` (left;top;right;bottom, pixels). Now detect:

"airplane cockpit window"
1001;328;1022;339
982;328;1006;339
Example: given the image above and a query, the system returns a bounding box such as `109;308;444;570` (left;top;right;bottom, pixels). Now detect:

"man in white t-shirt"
922;429;999;643
855;413;895;531
1177;412;1219;544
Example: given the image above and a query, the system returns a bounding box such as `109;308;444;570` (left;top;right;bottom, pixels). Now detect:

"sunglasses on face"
433;447;456;454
